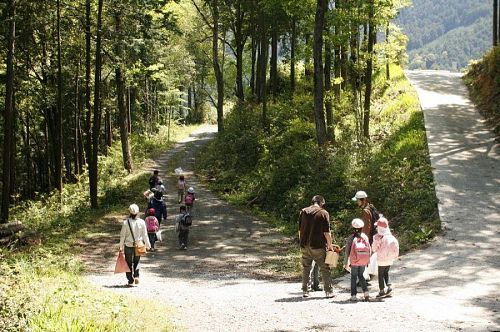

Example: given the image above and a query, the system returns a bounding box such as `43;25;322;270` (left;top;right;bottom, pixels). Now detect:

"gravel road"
87;71;499;331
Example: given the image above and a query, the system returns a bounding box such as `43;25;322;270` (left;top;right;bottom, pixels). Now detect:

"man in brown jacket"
299;195;334;298
352;190;376;244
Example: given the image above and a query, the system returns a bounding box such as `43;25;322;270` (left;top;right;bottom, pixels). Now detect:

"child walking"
184;187;196;214
175;205;192;250
177;175;186;204
344;218;371;301
372;217;399;297
145;208;160;252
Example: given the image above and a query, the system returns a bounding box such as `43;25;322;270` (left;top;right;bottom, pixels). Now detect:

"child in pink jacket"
372;217;399;297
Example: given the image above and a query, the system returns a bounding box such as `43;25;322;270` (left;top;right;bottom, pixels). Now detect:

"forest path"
86;70;499;332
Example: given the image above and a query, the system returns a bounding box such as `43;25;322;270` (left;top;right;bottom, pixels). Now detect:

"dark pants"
378;265;391;290
351;265;368;296
179;229;189;247
124;246;140;283
148;232;157;249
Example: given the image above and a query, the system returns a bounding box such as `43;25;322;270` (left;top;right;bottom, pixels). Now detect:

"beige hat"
351;191;368;201
129;204;140;215
351;218;364;228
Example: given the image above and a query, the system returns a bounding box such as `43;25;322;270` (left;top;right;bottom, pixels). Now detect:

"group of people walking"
117;169;196;286
299;191;399;301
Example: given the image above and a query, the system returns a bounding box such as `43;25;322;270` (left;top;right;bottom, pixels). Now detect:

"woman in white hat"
119;204;151;286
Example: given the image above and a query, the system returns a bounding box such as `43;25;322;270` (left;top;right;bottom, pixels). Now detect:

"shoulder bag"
127;218;147;256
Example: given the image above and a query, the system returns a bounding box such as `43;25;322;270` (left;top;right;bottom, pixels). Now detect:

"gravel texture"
86;72;500;331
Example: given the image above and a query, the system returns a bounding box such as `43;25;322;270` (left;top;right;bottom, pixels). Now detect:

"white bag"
366;253;378;275
174;167;183;175
156;230;162;242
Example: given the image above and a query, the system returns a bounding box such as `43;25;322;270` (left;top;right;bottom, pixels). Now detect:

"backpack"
145;216;158;233
368;204;380;237
180;213;192;227
350;235;371;266
185;193;194;205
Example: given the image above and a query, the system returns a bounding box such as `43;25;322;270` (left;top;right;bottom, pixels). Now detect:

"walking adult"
149;170;160;190
298;195;334;298
351;191;377;244
119;204;151;286
148;193;167;226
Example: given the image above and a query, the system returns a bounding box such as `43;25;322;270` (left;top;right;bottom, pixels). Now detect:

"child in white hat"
372;217;399;297
344;218;371;301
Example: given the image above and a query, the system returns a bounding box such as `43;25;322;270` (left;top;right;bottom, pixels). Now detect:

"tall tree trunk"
324;33;334;141
24;115;33;198
250;35;257;95
386;23;390;80
313;0;328;146
114;11;133;172
304;33;312;77
290;16;296;93
127;86;132;133
494;0;498;46
212;0;224;132
1;0;15;222
89;0;103;209
363;1;376;139
84;0;92;166
333;0;341;98
74;57;81;175
55;0;63;192
270;23;278;97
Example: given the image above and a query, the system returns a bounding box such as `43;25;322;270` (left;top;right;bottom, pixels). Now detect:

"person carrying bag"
119;204;151;286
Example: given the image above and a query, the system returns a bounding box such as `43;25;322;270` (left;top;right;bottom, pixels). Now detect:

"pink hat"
375;217;388;228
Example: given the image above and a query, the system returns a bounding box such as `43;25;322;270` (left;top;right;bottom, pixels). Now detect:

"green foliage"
197;65;439;257
463;46;500;137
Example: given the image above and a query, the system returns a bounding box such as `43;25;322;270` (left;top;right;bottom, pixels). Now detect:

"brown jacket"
361;205;373;243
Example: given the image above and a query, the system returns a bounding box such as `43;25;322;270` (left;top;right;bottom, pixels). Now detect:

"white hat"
129;204;140;215
351;218;364;228
375;217;388;228
187;187;194;194
351;191;368;201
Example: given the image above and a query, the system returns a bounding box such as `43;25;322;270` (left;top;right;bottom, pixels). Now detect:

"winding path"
86;71;499;331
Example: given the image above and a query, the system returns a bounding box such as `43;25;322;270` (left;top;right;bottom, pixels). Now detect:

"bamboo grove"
0;0;409;222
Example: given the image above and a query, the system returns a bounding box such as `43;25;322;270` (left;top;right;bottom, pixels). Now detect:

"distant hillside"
396;0;492;71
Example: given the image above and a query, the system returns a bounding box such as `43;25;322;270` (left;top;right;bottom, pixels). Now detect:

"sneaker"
312;286;323;292
151;248;155;252
349;295;358;302
386;287;392;295
134;278;139;285
325;291;334;298
363;291;370;301
126;282;134;287
302;291;310;298
376;291;386;298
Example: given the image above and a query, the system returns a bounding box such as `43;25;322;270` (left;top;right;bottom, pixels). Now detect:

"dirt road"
87;71;499;331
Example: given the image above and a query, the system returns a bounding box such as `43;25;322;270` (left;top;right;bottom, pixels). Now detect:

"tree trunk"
313;0;328;146
114;11;133;173
55;0;63;193
290;16;296;93
304;33;312;77
1;0;15;222
250;35;257;95
89;0;103;209
84;0;92;167
74;57;81;175
324;34;334;141
363;2;376;139
270;23;278;97
386;23;390;80
212;0;224;132
494;0;498;46
333;1;341;98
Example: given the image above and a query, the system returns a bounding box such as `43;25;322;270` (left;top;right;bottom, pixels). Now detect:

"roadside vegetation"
463;46;500;138
0;124;198;331
197;65;440;276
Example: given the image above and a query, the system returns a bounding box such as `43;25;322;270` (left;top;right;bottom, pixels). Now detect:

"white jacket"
119;217;151;251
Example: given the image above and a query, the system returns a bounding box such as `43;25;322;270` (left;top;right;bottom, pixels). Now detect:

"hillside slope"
396;0;491;71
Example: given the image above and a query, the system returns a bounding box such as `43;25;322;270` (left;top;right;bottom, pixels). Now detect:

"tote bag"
114;251;131;273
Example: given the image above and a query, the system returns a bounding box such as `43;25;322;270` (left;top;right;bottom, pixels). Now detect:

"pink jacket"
145;216;159;233
372;231;399;266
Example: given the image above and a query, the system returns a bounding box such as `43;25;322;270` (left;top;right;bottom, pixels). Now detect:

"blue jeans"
124;246;140;284
350;265;368;296
148;232;157;249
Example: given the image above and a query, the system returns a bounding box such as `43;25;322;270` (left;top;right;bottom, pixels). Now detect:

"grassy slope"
196;65;440;276
463;46;500;138
0;124;200;331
